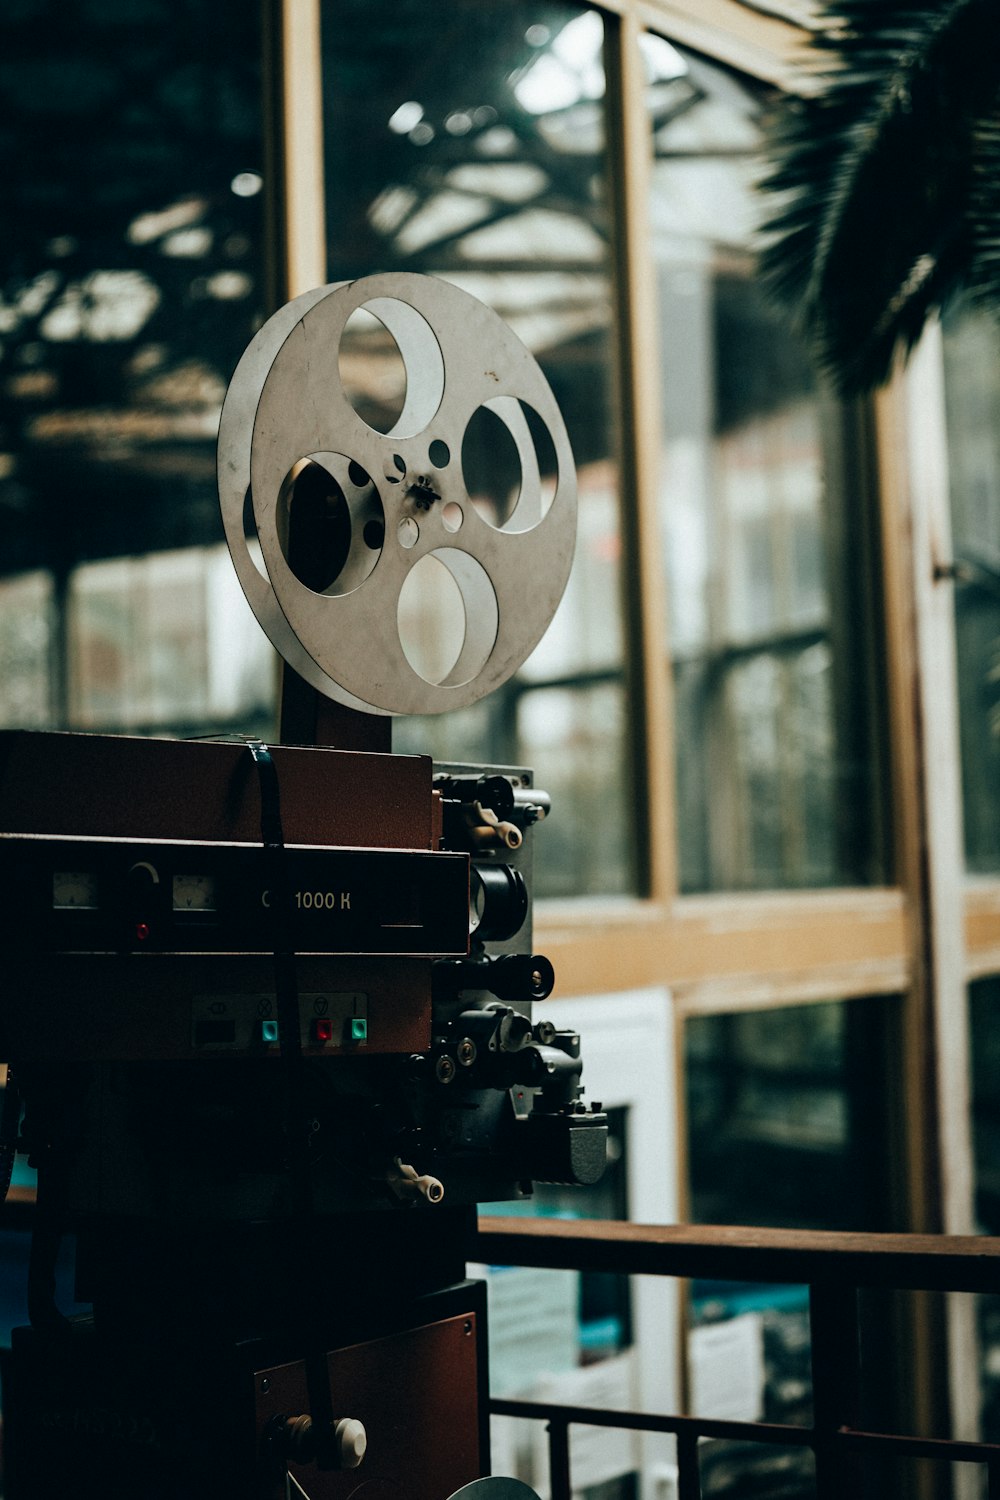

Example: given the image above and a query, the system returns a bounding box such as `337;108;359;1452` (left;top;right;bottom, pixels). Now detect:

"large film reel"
219;274;577;716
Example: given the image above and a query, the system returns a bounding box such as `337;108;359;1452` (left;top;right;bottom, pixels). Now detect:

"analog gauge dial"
52;871;99;910
172;873;218;913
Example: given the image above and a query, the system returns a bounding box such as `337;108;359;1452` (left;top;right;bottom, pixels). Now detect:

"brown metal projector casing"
0;731;438;848
254;1310;485;1500
0;730;466;1063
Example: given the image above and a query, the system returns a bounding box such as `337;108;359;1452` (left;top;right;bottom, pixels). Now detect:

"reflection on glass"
322;0;635;898
686;1000;894;1232
518;682;630;897
941;305;1000;872
645;38;884;892
0;1;271;737
0;571;54;727
69;544;274;734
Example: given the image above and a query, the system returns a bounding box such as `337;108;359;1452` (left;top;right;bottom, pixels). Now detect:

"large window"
644;40;886;894
941;303;1000;873
321;0;635;899
0;0;271;737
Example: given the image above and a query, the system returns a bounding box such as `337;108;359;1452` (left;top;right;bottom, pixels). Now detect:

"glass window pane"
0;571;55;726
518;681;630;898
686;996;899;1498
321;1;636;897
644;39;885;893
686;999;898;1232
68;544;274;734
941;304;1000;873
969;976;1000;1440
0;0;271;736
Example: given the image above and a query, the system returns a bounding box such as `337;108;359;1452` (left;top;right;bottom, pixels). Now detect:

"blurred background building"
1;2;999;1496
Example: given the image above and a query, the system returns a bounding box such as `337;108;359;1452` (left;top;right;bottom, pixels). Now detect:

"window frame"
13;0;988;1481
276;0;980;1274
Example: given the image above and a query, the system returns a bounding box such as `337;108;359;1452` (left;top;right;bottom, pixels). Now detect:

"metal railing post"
548;1418;572;1500
676;1428;701;1500
810;1282;863;1500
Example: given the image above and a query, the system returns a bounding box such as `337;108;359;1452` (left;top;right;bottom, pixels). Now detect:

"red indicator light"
314;1018;334;1043
135;921;151;941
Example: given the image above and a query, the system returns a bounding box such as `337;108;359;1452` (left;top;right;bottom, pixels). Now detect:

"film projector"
0;274;608;1498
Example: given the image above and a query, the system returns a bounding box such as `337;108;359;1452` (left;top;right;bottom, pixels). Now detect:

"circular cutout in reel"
218;274;577;716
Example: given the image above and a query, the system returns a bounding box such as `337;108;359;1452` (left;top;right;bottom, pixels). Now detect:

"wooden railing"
473;1217;1000;1500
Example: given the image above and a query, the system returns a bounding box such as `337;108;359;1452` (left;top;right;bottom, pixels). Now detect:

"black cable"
245;741;340;1471
245;739;314;1222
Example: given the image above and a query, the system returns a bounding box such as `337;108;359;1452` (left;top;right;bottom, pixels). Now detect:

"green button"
261;1020;279;1043
350;1017;368;1041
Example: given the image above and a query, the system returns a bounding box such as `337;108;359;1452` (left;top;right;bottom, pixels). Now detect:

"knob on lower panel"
333;1417;368;1469
271;1413;367;1470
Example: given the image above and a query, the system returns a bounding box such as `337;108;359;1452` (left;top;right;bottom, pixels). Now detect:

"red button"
314;1018;334;1043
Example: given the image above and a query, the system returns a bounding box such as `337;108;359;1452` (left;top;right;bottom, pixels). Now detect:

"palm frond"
759;0;1000;394
967;109;1000;307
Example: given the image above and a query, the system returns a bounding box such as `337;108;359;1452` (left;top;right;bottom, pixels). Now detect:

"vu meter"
172;873;218;912
52;870;99;909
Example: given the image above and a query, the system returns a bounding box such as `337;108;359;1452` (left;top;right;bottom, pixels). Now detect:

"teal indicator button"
350;1017;368;1042
261;1020;279;1043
